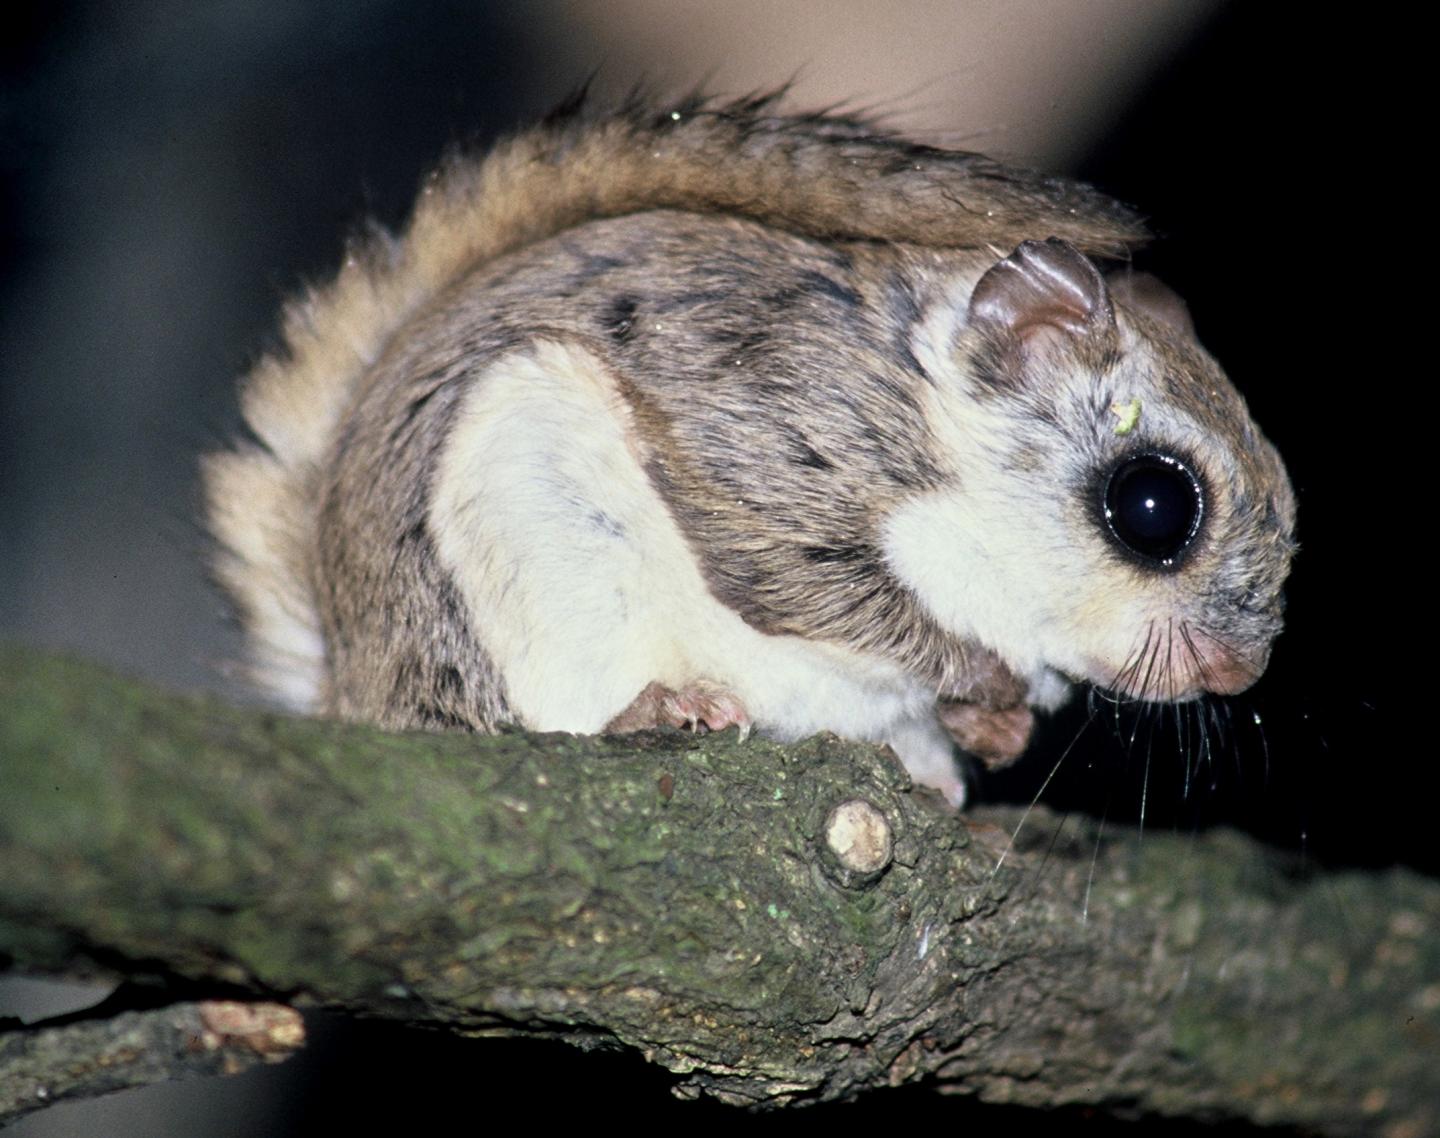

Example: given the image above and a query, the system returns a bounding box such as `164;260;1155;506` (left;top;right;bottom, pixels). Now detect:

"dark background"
1;3;1406;1134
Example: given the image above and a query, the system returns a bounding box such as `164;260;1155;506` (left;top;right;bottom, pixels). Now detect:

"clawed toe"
605;680;752;736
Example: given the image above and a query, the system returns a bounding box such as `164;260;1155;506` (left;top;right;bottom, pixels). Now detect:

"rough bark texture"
0;1000;303;1123
1;644;1436;1134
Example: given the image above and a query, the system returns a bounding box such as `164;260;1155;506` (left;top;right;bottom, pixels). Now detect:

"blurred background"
1;2;1404;1134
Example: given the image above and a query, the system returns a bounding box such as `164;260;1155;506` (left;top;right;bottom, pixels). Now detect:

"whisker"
1165;618;1178;704
1138;691;1162;839
1179;621;1217;691
988;710;1096;880
1108;621;1154;702
1251;701;1271;787
1197;699;1215;795
1138;621;1162;698
1139;626;1165;708
1123;630;1164;753
1081;795;1111;924
1126;696;1145;753
1206;699;1230;793
1179;697;1193;799
1192;625;1267;676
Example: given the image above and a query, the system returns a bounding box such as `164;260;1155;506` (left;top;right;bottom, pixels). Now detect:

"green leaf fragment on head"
1110;398;1142;435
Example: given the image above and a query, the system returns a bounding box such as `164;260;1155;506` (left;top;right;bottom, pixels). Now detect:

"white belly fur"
428;339;961;799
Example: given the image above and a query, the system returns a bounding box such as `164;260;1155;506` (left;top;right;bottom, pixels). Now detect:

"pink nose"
1192;638;1268;696
1201;654;1262;696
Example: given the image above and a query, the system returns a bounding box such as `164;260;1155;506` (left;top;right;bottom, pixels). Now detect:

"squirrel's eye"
1103;453;1203;565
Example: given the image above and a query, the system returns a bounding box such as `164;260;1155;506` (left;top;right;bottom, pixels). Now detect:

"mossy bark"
1;645;1435;1133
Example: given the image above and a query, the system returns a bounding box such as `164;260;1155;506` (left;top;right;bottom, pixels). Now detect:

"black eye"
1103;453;1203;565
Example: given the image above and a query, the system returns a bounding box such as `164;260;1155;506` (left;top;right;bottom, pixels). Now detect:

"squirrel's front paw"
605;681;752;738
937;701;1034;770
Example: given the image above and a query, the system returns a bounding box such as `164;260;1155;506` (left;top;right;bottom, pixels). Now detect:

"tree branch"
1;645;1435;1134
0;1000;303;1123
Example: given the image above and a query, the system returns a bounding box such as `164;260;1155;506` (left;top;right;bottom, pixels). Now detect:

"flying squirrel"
204;91;1296;807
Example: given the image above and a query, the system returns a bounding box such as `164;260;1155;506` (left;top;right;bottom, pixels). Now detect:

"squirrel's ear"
968;238;1114;359
1106;269;1196;338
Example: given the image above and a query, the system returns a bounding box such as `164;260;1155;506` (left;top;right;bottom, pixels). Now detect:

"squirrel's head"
883;239;1296;703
